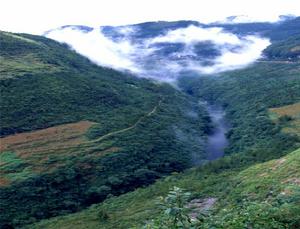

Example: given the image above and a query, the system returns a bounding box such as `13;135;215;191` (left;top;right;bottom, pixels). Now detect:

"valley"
204;103;229;160
25;55;300;228
0;30;210;228
0;16;300;229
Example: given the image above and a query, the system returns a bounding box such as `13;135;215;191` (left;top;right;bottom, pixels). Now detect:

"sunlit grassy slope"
28;147;300;229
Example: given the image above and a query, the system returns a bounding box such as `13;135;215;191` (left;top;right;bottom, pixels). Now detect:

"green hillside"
27;147;300;229
20;33;300;229
0;31;211;227
1;21;300;229
264;34;300;60
0;31;165;136
179;59;300;160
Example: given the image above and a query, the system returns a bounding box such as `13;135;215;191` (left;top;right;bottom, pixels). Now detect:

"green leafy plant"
144;186;197;229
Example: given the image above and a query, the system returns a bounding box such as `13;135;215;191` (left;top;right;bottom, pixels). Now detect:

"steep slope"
264;34;300;60
1;17;300;228
0;31;161;136
0;31;211;227
27;148;300;229
179;53;300;159
22;29;300;229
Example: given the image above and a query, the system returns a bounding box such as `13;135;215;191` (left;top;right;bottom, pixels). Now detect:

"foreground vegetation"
28;148;300;229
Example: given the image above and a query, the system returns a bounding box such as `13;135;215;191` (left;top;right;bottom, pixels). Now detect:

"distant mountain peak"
217;14;296;24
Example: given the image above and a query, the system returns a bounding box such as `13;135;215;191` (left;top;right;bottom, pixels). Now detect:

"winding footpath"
88;100;162;143
28;100;162;153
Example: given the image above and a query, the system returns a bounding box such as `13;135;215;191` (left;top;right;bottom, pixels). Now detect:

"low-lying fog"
46;23;270;82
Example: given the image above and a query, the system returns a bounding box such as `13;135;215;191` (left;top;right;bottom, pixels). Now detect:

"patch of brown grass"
271;158;286;170
290;46;300;52
0;121;125;186
283;119;300;136
269;102;300;118
269;103;300;136
0;177;10;186
0;121;96;158
283;177;300;186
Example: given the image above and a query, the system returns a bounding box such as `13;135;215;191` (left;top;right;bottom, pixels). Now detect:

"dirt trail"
87;100;162;144
0;101;162;155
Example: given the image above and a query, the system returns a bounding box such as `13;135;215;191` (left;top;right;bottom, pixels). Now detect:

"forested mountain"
179;55;300;158
0;16;300;229
264;35;300;60
26;29;300;229
0;31;211;227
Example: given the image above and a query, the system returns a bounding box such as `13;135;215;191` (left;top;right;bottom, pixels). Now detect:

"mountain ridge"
0;30;211;228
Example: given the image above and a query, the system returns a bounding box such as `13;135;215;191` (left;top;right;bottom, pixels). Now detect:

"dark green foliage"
203;200;300;229
0;94;209;228
0;31;211;228
144;187;194;229
0;31;162;136
264;34;300;60
0;32;43;56
146;185;300;229
266;17;300;41
97;209;110;221
278;115;293;124
28;148;300;229
179;61;300;160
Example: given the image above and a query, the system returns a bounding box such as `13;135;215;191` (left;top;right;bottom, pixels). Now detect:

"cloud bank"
47;27;140;72
46;25;270;81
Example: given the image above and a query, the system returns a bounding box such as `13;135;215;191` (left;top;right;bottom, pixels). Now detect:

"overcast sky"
1;0;299;34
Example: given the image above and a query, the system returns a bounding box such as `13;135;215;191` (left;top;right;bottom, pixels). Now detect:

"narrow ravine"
205;103;230;160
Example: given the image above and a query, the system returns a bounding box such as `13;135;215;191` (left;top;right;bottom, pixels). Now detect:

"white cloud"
47;27;141;72
212;36;270;71
148;26;241;45
46;25;271;81
187;35;271;74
